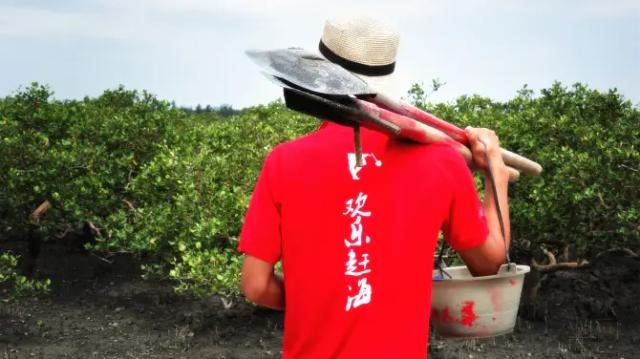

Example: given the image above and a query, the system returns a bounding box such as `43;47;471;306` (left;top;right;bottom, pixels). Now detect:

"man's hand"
465;127;509;181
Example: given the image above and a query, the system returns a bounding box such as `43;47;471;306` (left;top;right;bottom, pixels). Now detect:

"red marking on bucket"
492;316;496;321
431;308;438;321
441;307;454;323
460;301;479;327
489;288;502;311
509;279;517;286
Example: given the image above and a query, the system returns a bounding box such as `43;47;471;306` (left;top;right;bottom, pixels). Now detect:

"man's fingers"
464;126;506;170
464;126;476;142
468;128;500;155
465;127;482;151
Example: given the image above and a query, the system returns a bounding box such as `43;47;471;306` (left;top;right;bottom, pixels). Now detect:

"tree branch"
122;199;135;210
86;221;102;238
30;200;52;222
531;247;589;272
532;247;638;272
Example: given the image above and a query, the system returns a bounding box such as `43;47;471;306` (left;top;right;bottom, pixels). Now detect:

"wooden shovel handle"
356;100;520;182
371;95;542;176
507;167;520;182
499;149;541;176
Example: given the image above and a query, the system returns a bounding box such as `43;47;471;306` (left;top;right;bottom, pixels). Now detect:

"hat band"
319;40;395;77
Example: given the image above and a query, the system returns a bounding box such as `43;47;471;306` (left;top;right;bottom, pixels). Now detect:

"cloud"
119;0;398;15
0;4;145;40
0;1;392;42
0;0;637;106
97;0;444;21
578;0;640;20
5;0;635;43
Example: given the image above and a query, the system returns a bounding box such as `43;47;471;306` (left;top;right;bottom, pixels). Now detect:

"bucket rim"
433;264;530;283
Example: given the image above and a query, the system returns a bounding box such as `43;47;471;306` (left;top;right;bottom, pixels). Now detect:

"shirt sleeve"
441;152;489;252
237;148;282;264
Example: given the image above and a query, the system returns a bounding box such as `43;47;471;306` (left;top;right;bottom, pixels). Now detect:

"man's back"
240;122;488;358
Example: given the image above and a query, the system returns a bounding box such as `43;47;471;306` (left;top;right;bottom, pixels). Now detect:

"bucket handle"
482;142;513;270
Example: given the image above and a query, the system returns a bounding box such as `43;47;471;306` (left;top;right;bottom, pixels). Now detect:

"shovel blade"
263;73;400;134
246;48;374;96
283;89;361;128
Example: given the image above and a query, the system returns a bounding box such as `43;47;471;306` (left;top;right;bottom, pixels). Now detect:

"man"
238;16;510;358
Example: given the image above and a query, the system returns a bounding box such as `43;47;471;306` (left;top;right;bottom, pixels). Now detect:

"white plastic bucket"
431;264;530;339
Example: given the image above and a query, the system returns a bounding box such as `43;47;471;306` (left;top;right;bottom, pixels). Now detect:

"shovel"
266;73;521;182
246;48;542;176
249;49;522;298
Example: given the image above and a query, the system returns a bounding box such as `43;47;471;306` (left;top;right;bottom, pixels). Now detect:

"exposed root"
621;248;638;258
90;251;114;264
531;247;589;272
55;224;73;239
122;198;135;210
528;272;548;300
589;247;639;267
86;221;102;238
559;245;570;262
532;247;639;272
221;297;235;310
30;200;52;222
593;247;639;260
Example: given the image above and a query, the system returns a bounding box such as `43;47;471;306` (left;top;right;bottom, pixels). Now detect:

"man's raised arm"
457;127;511;276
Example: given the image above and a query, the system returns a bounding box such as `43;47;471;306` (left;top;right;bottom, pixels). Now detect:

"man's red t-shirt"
239;122;488;358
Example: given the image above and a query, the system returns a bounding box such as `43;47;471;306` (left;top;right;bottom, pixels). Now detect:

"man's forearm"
241;255;286;310
253;273;285;310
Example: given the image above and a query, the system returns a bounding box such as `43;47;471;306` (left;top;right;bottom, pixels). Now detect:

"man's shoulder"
402;142;467;168
267;124;469;176
277;127;324;150
271;122;350;156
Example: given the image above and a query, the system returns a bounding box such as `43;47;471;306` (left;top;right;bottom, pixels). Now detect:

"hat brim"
354;72;402;101
315;50;402;101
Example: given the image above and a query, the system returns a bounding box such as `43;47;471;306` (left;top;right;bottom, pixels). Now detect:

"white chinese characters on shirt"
343;152;381;312
348;153;382;180
343;192;373;311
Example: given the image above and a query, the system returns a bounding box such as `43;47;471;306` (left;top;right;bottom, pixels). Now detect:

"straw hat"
319;16;401;99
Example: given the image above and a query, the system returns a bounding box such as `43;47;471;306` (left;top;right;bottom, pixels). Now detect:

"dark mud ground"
1;242;639;359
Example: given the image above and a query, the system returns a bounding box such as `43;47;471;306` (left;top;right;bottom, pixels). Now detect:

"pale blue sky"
1;0;638;107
